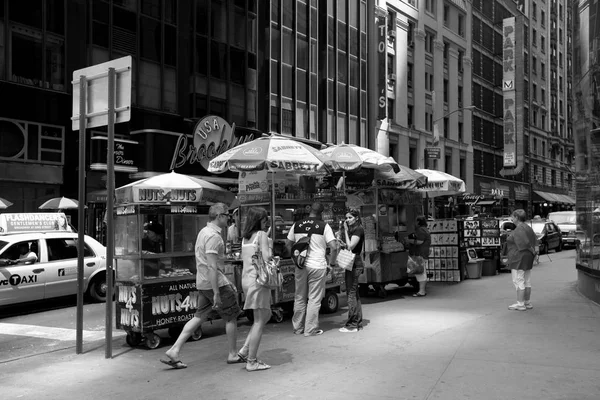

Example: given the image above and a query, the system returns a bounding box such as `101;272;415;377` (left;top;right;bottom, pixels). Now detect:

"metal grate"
112;26;137;55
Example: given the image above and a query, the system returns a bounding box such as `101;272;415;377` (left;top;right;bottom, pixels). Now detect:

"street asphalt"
1;249;599;400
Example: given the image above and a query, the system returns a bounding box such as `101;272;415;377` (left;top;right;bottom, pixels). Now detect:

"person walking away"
339;210;365;333
161;203;243;369
505;209;537;311
407;216;431;297
286;203;339;336
237;207;273;371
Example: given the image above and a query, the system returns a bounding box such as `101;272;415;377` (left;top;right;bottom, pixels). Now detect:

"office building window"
8;1;66;91
425;31;434;54
388;98;395;121
426;0;436;15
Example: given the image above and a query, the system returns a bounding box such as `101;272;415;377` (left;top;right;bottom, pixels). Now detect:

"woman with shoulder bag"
237;207;272;372
339;209;365;333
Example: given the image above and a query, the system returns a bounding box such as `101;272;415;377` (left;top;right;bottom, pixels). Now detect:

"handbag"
407;256;425;275
336;248;356;271
252;232;283;290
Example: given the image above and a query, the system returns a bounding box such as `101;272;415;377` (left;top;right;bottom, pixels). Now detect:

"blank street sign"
71;56;132;130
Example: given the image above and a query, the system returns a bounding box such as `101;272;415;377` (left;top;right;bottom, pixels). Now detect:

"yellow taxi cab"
0;213;108;306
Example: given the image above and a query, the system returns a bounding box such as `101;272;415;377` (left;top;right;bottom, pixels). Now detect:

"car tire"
539;243;547;255
556;241;563;252
87;272;113;303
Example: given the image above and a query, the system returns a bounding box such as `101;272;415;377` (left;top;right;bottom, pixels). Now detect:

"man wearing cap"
286;203;339;336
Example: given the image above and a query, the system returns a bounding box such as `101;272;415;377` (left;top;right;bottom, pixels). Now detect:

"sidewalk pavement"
2;251;599;400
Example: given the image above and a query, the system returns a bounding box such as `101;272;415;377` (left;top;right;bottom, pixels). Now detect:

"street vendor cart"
357;185;425;297
208;134;345;320
336;167;428;298
113;171;236;349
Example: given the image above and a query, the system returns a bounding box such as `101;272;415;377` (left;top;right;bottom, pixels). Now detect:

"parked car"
528;219;563;254
0;231;108;306
547;211;578;248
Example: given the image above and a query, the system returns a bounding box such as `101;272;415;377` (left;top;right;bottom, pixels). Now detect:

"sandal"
413;293;427;297
246;358;271;372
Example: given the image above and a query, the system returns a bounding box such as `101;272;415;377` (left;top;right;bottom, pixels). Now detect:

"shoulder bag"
252;231;282;290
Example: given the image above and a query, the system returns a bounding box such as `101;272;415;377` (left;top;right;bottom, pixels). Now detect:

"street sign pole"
71;56;131;359
105;68;116;359
76;76;87;355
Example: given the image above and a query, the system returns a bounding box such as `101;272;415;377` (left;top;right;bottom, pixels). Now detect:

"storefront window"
163;67;176;113
11;29;43;86
0;20;5;80
231;6;246;48
164;24;176;66
210;40;227;80
141;17;161;62
9;0;42;28
45;35;64;91
46;0;64;34
139;61;161;109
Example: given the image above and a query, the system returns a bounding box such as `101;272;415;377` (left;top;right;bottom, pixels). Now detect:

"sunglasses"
219;213;230;218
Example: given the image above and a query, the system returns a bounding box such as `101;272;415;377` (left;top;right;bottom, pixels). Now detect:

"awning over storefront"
533;191;576;205
476;200;497;206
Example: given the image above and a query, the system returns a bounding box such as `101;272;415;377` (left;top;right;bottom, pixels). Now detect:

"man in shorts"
161;203;243;369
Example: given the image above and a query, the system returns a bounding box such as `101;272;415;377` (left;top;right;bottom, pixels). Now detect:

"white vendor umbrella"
415;169;466;198
115;171;235;206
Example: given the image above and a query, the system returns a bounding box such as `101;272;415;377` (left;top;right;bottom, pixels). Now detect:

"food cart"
235;171;347;318
113;172;236;349
208;134;345;319
339;168;427;298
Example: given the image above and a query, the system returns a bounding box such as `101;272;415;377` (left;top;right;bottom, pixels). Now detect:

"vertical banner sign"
377;14;387;120
502;18;517;167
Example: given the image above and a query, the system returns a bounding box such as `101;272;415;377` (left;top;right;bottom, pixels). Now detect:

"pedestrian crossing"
0;323;125;341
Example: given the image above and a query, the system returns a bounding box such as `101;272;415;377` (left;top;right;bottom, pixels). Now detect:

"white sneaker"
508;303;526;311
525;302;533;309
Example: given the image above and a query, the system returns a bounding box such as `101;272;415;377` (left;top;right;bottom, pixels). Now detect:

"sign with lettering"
425;147;441;159
503;17;517;167
376;14;387;120
0;213;72;234
116;280;204;330
238;171;268;193
170;115;255;172
90;135;138;173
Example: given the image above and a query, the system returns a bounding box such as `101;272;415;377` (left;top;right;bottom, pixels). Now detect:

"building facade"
0;0;373;240
573;0;600;303
372;0;474;200
470;0;575;218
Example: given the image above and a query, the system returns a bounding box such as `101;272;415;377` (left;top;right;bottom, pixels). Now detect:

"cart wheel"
190;327;203;341
245;310;255;323
168;326;183;339
125;332;141;347
145;333;161;349
321;291;339;314
270;309;284;323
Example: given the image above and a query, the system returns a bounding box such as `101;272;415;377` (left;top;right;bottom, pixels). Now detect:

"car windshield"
550;214;576;224
529;223;546;234
0;240;7;252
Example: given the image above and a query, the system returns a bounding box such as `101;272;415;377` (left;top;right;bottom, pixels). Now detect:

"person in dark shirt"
142;221;164;253
339;209;365;332
407;216;431;297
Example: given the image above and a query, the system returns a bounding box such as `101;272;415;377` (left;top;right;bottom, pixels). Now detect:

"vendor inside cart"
142;220;165;253
142;219;166;277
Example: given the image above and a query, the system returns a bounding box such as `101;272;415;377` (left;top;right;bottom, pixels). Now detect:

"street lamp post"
424;105;476;218
426;105;477;168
